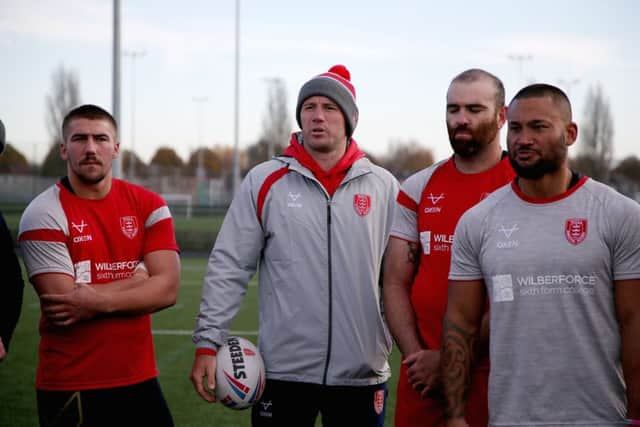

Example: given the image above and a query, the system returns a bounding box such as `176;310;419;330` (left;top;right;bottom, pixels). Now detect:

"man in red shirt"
19;104;180;426
383;69;515;426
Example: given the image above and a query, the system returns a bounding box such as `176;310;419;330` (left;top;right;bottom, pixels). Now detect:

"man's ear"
59;141;68;161
565;122;578;147
497;105;507;129
113;141;120;159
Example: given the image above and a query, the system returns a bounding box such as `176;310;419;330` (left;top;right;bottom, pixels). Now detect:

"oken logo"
497;223;519;249
427;193;445;204
287;192;302;208
423;193;444;214
72;220;88;233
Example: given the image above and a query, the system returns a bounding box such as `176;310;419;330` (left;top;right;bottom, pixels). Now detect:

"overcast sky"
1;0;638;166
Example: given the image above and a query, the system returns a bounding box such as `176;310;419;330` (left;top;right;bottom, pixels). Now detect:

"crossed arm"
441;279;486;426
33;250;180;326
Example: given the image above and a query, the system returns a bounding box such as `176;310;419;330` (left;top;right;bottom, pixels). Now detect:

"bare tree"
46;66;81;142
381;139;435;180
41;65;81;176
261;78;290;159
576;84;613;181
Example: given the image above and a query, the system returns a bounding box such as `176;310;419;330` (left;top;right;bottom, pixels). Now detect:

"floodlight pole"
123;50;146;179
112;0;122;178
507;53;533;85
263;77;282;159
193;96;209;179
232;0;241;196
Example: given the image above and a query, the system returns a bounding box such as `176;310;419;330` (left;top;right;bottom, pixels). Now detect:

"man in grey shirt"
441;84;640;426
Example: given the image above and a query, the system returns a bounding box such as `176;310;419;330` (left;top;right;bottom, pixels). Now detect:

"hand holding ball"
215;336;266;410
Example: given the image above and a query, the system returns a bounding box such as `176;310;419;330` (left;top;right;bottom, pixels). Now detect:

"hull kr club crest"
565;218;587;245
120;216;139;239
353;194;371;217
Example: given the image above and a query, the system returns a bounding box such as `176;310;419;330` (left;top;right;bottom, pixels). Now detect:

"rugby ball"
215;336;266;410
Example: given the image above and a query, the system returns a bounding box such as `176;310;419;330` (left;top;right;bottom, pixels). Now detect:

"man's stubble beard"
508;134;567;179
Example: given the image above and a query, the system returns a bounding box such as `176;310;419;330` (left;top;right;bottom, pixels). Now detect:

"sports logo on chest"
71;220;88;233
423;192;445;214
71;219;93;243
353;194;371;217
287;192;303;208
565;218;587;245
496;223;519;249
120;216;139;239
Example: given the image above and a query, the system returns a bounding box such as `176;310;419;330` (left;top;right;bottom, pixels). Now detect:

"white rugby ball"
215;336;266;410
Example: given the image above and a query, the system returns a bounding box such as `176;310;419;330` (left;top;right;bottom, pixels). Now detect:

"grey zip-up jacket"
193;137;398;386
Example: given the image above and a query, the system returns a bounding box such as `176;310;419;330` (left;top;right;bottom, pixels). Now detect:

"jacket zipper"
322;200;333;385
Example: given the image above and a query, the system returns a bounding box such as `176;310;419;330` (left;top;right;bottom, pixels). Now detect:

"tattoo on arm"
442;317;478;420
406;241;420;266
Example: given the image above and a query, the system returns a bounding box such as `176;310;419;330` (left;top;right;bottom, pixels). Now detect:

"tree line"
1;65;638;198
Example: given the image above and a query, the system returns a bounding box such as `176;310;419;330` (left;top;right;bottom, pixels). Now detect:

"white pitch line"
153;329;258;336
179;280;258;287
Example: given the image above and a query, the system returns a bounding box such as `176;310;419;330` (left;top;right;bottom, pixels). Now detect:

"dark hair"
61;104;118;141
451;68;505;109
509;84;572;120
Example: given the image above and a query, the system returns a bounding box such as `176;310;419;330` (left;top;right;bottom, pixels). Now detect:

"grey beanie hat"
295;64;358;138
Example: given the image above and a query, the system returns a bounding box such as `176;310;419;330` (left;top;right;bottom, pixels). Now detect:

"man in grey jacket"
190;65;398;426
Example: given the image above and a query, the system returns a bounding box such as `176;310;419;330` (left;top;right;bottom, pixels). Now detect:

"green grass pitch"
0;255;401;426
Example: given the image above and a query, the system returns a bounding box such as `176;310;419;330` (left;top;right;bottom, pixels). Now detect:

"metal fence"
0;174;233;208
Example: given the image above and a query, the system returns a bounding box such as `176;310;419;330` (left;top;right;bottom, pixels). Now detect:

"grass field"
0;255;401;426
2;211;224;238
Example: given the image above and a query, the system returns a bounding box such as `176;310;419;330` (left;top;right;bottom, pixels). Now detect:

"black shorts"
251;379;387;427
37;378;173;427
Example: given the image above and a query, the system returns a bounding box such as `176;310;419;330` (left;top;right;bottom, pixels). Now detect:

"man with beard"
19;104;180;426
383;69;514;426
442;84;640;426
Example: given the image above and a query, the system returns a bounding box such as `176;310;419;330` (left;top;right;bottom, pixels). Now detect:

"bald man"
441;84;640;426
